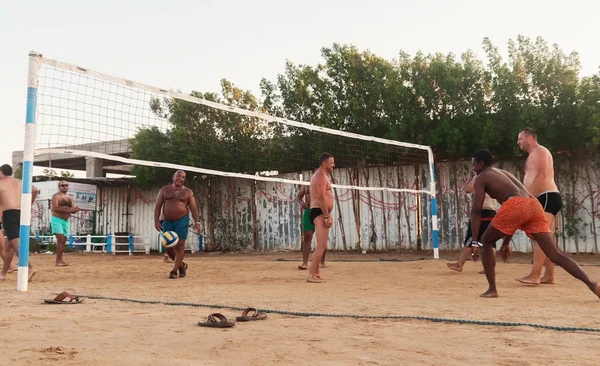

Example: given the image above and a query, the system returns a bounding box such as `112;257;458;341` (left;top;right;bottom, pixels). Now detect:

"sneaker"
169;269;178;279
179;262;188;278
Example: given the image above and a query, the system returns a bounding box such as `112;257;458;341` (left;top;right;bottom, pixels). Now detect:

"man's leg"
540;213;558;284
531;232;599;298
0;232;12;272
0;238;14;280
308;216;328;282
447;246;474;272
479;226;510;298
298;230;313;270
1;239;35;281
320;247;327;267
171;238;186;278
55;234;68;266
0;231;5;262
518;216;558;285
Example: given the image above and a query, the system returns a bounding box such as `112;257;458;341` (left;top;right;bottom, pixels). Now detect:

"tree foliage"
130;36;600;187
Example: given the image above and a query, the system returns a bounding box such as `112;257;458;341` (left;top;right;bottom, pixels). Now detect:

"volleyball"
161;231;179;248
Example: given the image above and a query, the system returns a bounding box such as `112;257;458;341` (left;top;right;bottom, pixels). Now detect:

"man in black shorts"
447;175;505;272
0;164;39;281
516;128;563;285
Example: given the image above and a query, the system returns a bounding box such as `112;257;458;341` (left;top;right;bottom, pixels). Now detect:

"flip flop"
44;291;84;304
236;307;267;322
198;313;235;328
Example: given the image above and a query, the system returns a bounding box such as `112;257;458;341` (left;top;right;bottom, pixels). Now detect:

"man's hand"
154;220;162;232
471;246;480;262
499;243;512;263
193;222;201;234
70;206;80;213
324;217;333;228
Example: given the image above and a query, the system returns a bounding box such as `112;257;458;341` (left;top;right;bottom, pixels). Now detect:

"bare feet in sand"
56;261;69;267
298;264;308;270
480;288;499;298
28;270;37;282
320;263;326;268
446;263;463;272
307;275;325;283
163;255;170;263
540;276;555;284
515;276;541;285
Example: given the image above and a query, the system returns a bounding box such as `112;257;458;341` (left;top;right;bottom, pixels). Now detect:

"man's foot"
446;263;463;272
0;272;6;281
28;270;37;282
307;275;325;283
7;267;16;273
320;263;326;268
169;269;178;279
516;275;540;285
591;284;600;299
178;262;188;278
163;256;170;263
56;261;69;267
480;288;499;298
298;264;308;270
540;276;555;284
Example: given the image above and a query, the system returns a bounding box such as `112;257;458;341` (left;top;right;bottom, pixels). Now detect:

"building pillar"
85;157;105;177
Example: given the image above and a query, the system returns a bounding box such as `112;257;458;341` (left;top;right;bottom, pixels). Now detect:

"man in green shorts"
51;180;79;266
295;182;326;270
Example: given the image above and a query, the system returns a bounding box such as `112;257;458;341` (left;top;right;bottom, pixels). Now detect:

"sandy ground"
1;250;600;366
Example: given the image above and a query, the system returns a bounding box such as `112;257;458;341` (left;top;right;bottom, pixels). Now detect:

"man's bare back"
475;167;532;205
0;177;24;212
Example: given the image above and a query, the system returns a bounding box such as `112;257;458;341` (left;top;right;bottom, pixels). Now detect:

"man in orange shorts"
469;150;600;299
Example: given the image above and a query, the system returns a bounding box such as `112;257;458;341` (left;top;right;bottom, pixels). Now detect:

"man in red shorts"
469;150;600;299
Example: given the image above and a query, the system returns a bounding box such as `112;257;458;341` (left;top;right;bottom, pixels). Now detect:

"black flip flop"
44;291;84;304
236;307;267;322
198;313;235;328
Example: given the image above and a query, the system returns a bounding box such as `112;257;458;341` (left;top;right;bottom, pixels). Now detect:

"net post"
17;51;42;291
427;148;439;259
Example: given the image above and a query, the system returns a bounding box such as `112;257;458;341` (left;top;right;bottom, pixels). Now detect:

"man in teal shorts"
154;170;201;279
51;180;79;266
295;182;326;270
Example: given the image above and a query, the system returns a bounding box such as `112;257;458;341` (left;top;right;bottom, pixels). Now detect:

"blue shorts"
51;215;70;236
161;215;189;240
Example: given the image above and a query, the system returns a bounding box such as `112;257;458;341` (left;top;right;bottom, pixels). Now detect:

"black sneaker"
169;269;178;279
179;262;188;278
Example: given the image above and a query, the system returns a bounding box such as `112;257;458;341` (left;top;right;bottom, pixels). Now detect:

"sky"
1;0;599;177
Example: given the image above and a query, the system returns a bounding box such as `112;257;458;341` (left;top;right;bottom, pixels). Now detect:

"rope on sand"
67;293;600;333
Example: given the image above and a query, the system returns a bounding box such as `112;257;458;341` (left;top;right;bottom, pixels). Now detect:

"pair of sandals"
198;307;267;328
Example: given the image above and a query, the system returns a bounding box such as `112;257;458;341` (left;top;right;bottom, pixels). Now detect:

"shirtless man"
469;150;599;299
307;153;335;283
154;170;200;279
447;174;503;272
295;179;326;270
51;180;79;266
516;127;562;285
0;164;39;281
